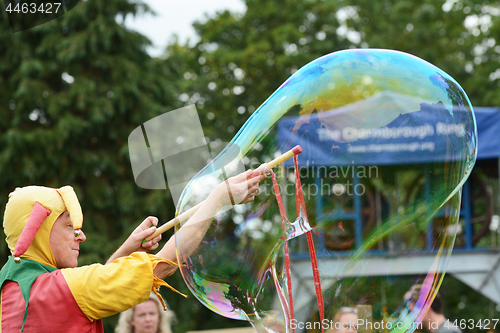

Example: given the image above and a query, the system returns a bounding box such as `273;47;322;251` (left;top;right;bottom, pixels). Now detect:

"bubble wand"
143;145;303;242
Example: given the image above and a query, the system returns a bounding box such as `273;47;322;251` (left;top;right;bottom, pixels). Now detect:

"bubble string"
269;156;325;333
270;170;295;332
270;172;291;229
294;155;325;333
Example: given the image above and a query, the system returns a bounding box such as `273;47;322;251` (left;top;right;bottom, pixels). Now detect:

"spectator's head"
405;284;444;315
404;284;449;333
328;307;358;333
115;293;175;333
260;311;285;333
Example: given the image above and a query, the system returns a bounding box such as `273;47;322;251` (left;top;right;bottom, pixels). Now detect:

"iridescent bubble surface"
174;49;477;333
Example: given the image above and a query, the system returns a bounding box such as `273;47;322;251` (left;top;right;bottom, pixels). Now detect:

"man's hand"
106;216;162;264
132;216;162;253
252;163;272;177
211;167;268;208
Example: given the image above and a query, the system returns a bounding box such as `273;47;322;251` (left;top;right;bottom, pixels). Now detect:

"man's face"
49;211;86;268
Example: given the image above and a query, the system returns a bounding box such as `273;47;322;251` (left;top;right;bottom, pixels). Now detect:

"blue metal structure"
280;107;500;255
307;168;478;254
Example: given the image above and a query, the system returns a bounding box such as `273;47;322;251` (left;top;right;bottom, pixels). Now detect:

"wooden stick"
266;145;302;169
144;202;202;241
144;145;302;241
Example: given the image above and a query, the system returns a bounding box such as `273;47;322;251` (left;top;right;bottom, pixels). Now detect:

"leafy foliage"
341;0;500;106
165;0;352;144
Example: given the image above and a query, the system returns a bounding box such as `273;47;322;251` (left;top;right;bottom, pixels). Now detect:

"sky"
124;0;247;56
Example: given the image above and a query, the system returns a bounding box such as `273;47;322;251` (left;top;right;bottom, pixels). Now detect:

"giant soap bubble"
174;49;477;333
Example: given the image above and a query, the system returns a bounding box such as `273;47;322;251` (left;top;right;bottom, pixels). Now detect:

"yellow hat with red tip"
3;186;83;268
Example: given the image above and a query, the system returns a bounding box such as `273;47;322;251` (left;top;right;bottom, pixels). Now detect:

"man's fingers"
138;216;158;231
137;226;157;240
246;174;265;187
145;216;158;227
242;195;256;203
231;169;253;183
252;164;271;177
228;170;264;187
141;235;161;249
248;183;259;194
141;243;158;252
149;235;161;244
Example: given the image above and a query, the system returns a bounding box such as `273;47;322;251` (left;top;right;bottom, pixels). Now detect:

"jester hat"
3;186;83;268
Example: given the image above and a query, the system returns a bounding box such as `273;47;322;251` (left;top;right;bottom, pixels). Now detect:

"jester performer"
0;167;266;332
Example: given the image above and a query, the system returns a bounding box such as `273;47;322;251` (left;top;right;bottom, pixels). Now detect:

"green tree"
341;0;500;107
165;0;352;144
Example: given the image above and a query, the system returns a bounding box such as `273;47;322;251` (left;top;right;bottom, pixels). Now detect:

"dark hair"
430;292;443;314
405;284;444;314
